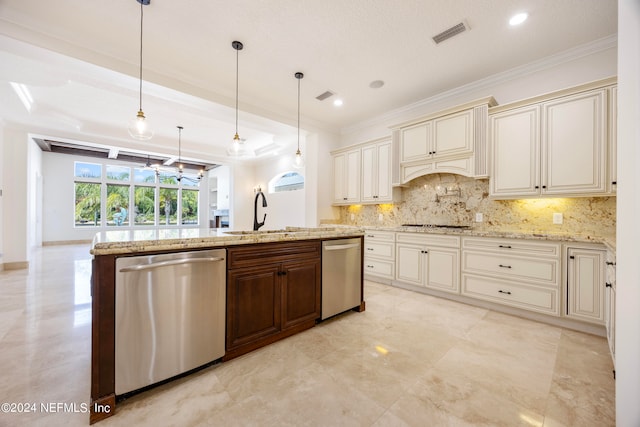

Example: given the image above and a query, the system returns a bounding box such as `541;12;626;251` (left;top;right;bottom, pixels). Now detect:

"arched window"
268;171;304;193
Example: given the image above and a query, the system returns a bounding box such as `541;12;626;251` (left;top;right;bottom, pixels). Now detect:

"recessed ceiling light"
333;99;343;107
509;12;528;26
369;80;385;89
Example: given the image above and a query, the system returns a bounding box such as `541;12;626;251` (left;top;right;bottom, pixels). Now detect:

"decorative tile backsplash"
335;174;616;239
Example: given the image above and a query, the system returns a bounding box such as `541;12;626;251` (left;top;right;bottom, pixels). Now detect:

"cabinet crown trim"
389;96;497;130
330;137;391;156
489;76;617;115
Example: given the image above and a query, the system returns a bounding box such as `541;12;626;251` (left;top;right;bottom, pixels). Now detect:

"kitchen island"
89;227;365;424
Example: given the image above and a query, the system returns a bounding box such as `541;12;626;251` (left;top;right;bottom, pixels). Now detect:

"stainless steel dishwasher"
321;238;362;320
115;249;226;395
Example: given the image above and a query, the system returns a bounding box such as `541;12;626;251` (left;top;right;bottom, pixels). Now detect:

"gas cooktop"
401;224;471;229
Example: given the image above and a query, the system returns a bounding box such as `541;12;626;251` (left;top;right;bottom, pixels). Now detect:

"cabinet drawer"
462;274;559;315
364;230;395;242
364;241;394;259
364;258;394;278
462;237;560;257
462;251;559;287
397;232;460;248
228;241;321;269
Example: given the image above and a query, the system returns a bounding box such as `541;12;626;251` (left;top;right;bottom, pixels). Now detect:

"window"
73;161;200;228
74;182;101;226
269;171;304;193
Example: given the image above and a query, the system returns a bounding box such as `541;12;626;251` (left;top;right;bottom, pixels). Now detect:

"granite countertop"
328;224;616;251
90;226;365;256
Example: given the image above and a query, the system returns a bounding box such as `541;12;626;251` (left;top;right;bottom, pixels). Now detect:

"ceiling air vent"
315;90;335;101
432;21;469;44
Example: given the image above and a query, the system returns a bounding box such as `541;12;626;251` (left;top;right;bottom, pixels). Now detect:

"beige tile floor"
0;244;615;427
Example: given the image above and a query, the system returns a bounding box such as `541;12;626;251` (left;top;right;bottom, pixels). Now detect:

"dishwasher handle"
324;243;360;251
119;256;225;273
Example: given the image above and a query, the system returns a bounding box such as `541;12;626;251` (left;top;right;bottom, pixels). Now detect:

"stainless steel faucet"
253;190;268;231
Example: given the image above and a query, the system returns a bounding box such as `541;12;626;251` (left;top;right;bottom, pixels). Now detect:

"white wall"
227;161;255;230
28;139;42;247
41;151;211;243
1;127;30;264
616;1;640;425
254;150;306;230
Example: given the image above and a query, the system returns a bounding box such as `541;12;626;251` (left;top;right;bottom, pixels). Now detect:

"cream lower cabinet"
395;233;460;294
605;249;616;364
363;230;395;280
566;246;606;325
461;237;561;315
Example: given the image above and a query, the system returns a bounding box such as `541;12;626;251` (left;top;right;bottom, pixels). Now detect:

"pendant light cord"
235;45;239;135
138;0;144;112
297;77;300;151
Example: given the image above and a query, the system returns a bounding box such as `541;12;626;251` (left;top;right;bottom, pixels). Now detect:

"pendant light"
227;40;250;157
293;72;305;169
127;0;153;140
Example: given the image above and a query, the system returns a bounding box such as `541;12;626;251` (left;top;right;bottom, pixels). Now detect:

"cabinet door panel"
376;142;392;200
425;247;459;293
281;260;321;330
400;122;430;162
345;150;361;202
361;145;376;202
396;244;424;286
432;109;473;157
542;90;607;195
567;248;605;324
490;105;540;197
333;153;346;202
227;266;281;349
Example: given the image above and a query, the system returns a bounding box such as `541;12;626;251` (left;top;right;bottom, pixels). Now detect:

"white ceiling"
0;0;617;165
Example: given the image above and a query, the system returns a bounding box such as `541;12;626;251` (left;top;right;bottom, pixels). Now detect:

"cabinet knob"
542;185;547;189
569;256;575;259
612;181;617;185
535;186;539;189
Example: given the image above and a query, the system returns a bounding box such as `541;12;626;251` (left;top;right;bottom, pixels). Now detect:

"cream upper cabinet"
541;89;607;196
609;85;617;193
490;105;541;197
432;109;474;158
400;122;431;163
332;148;360;204
332;138;398;205
361;140;396;203
490;81;613;199
566;246;606;324
394;97;496;183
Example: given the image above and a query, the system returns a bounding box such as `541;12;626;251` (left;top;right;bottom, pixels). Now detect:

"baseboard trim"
3;261;29;270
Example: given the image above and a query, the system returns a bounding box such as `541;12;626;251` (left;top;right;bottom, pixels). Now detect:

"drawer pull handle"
366;265;374;268
498;290;512;295
367;235;375;238
367;248;374;251
498;264;512;269
606;261;616;266
498;245;512;249
606;282;612;288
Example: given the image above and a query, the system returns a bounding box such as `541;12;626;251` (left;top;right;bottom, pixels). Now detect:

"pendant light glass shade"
292;72;305;169
227;41;251;157
128;0;153;140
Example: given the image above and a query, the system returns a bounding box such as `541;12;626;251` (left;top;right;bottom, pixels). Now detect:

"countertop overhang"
90;226;365;256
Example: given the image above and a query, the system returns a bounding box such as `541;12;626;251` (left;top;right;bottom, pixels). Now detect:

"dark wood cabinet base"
89;394;115;424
